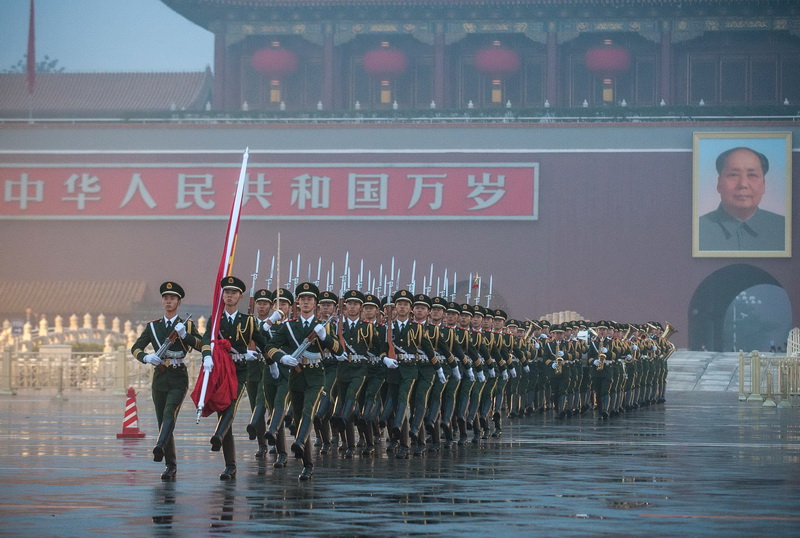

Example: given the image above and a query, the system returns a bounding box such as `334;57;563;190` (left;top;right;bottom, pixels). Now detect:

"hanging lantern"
363;42;408;105
474;44;521;78
251;42;298;104
585;40;631;103
474;41;520;104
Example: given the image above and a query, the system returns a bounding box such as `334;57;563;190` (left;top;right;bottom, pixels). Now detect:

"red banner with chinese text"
0;160;538;220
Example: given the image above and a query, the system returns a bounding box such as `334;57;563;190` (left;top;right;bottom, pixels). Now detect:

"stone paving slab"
1;390;799;535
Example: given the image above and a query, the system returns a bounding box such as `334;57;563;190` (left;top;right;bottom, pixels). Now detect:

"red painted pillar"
323;25;334;109
660;27;672;105
213;28;227;110
546;28;558;106
433;24;445;108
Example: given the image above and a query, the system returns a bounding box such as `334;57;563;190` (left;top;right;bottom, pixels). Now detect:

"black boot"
160;464;176;480
153;414;176;462
291;417;314;460
265;398;288;445
219;465;236;480
273;453;287;468
210;408;235;452
246;403;266;441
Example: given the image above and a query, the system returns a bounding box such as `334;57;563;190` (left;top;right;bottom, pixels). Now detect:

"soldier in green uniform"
260;289;293;468
490;309;511;437
543;325;568;419
454;303;482;445
332;289;385;458
246;288;281;459
477;310;500;439
265;282;341;480
467;305;490;443
356;293;392;456
439;301;474;448
313;290;339;455
408;293;451;457
387;289;438;460
131;281;201;480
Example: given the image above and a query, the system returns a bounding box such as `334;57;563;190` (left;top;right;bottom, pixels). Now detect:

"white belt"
165;358;184;368
416;352;430;363
366;354;381;364
399;353;416;362
164;350;185;360
349;354;368;362
231;352;246;362
301;352;322;366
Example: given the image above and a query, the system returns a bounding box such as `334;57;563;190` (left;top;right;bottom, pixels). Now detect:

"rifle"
155;314;193;359
248;249;260;315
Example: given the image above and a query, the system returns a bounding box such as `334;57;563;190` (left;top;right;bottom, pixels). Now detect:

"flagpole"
195;147;250;421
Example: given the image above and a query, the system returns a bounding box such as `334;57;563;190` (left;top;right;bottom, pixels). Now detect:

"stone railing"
738;350;799;408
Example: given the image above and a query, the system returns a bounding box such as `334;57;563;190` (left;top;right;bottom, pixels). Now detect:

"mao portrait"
693;132;792;258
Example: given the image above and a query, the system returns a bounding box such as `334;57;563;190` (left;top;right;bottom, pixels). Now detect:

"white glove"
534;342;540;349
203;356;213;373
524;365;530;373
174;322;187;339
477;371;486;382
626;354;632;360
267;310;283;325
593;359;600;366
489;368;496;378
632;344;638;351
510;367;517;378
467;368;475;382
336;354;347;362
551;362;557;369
280;355;298;367
269;362;280;379
502;370;509;380
557;350;564;357
652;345;658;351
144;353;162;366
436;367;446;384
452;366;462;381
313;324;327;339
245;350;259;361
383;357;399;369
601;347;608;354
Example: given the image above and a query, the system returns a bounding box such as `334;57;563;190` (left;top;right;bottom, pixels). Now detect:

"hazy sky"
0;0;214;72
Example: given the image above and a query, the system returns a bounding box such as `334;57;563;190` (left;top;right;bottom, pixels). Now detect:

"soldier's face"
430;307;445;323
394;300;411;318
459;313;472;327
445;311;459;326
161;294;180;315
297;295;316;315
413;304;430;321
362;304;378;321
471;315;483;329
255;301;271;317
318;302;335;317
482;317;492;330
345;300;362;317
717;148;766;220
276;299;291;316
493;317;504;330
223;289;242;307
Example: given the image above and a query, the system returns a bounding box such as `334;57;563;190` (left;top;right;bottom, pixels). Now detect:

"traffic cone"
116;387;146;439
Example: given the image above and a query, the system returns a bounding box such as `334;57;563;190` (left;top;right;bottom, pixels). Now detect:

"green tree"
2;54;65;73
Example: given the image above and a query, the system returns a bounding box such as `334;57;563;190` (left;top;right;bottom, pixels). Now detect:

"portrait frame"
692;131;792;258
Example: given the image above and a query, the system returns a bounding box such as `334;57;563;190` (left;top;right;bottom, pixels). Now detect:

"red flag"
191;148;250;416
27;0;35;94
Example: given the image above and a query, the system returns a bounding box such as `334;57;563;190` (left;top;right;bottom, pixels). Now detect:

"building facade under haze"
0;0;798;352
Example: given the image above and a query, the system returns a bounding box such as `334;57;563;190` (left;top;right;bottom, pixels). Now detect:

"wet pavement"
1;391;799;535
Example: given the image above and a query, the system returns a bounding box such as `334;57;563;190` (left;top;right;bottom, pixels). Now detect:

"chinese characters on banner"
1;161;538;220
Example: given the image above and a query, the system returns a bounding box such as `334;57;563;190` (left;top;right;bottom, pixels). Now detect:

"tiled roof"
0;281;149;318
0;70;213;115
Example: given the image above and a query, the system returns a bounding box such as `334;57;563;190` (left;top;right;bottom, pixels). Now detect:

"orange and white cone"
116;387;146;439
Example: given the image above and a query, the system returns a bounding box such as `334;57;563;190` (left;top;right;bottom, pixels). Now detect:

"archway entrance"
688;264;791;351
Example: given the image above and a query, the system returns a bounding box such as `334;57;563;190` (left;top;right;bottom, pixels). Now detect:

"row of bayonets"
249;250;494;307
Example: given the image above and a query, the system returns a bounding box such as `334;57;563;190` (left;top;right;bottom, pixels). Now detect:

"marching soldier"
313;290;339;454
246;288;280;459
357;293;391;456
453;303;482;445
201;276;268;480
131;281;201;480
263;288;294;468
265;282;342;480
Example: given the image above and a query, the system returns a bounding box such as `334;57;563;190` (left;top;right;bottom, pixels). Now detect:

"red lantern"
474;47;521;78
585;46;631;76
251;48;298;77
363;48;408;79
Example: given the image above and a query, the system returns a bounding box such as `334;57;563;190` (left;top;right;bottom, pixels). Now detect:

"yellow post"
747;351;763;402
762;366;776;407
113;345;128;396
0;346;16;396
777;361;792;408
738;351;747;401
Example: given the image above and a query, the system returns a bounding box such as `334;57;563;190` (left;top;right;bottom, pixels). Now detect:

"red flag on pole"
191;148;250;417
27;0;36;94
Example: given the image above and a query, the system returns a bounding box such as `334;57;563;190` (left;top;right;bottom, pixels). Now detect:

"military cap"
551;324;565;333
363;293;380;308
392;289;413;304
506;319;520;328
595;321;608;329
272;288;294;304
431;296;448;310
254;289;272;302
295;282;319;299
447;301;461;314
380;296;388;308
413;293;432;308
344;290;366;303
460;303;474;316
493;309;508;320
160;281;185;299
472;304;486;317
484;309;494;319
318;290;338;304
221;276;246;293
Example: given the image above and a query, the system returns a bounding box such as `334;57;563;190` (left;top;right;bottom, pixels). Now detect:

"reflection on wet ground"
1;391;798;534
